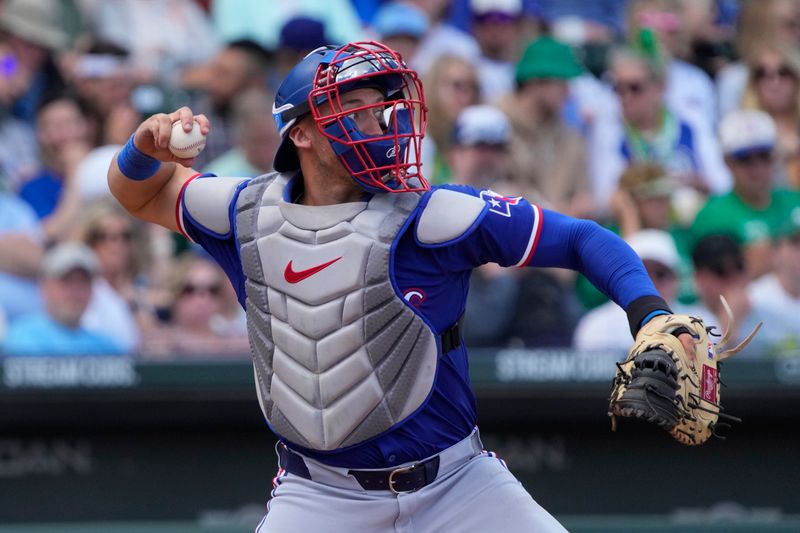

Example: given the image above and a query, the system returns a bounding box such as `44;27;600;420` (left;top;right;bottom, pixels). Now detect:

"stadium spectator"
589;44;731;210
498;36;592;217
406;0;481;76
371;2;430;69
0;192;43;323
536;0;627;37
210;273;247;339
64;40;141;146
274;17;329;81
573;229;698;353
0;0;68;123
717;0;800;118
203;88;278;177
18;93;93;237
76;201;154;354
189;40;272;169
679;0;737;80
0;99;39;190
692;109;800;279
78;0;220;86
611;163;677;237
691;234;792;358
548;14;620;137
447;104;517;193
748;219;800;341
211;0;363;51
2;242;123;356
625;0;718;131
422;54;482;184
740;41;800;189
470;0;525;102
140;253;249;359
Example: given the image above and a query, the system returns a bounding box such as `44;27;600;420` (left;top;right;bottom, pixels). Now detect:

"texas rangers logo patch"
479;190;522;217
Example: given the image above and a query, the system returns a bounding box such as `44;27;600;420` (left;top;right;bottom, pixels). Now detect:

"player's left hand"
677;332;696;364
608;308;761;445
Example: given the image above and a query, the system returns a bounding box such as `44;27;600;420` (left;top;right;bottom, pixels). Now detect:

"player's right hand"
132;106;211;167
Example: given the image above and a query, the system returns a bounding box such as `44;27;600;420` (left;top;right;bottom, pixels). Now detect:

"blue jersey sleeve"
416;185;544;269
424;185;662;311
529;210;661;310
177;174;249;308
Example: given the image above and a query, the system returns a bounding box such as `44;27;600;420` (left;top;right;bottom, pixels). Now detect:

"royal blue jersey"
179;175;662;468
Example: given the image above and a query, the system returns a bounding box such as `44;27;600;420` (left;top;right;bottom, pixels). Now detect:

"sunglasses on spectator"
444;78;478;93
612;80;648;96
753;65;796;81
646;264;675;281
89;229;133;244
179;283;222;297
731;150;772;164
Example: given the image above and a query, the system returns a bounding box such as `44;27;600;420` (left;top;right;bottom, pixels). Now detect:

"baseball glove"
608;298;761;445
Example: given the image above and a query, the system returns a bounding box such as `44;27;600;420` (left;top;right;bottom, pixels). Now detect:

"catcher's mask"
273;41;429;194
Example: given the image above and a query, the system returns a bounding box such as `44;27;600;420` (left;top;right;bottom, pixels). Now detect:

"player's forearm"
108;155;178;216
531;211;670;325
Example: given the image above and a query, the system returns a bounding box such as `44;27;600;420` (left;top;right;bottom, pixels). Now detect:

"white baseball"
169;121;206;159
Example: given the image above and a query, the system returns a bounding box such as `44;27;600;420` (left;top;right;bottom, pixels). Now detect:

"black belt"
277;443;441;494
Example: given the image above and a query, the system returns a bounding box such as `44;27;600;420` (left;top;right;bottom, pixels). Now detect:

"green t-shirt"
691;189;800;245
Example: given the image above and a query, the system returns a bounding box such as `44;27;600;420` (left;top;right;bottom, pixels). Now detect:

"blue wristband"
641;309;670;327
118;135;161;181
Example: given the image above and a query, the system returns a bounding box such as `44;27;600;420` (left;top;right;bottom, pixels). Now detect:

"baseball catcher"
609;297;762;445
109;39;732;532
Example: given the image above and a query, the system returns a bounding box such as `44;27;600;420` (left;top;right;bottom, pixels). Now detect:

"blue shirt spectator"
0;193;44;321
4;314;123;356
18;168;62;218
2;242;122;357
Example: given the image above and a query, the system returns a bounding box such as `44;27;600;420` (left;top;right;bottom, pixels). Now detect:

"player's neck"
299;172;365;206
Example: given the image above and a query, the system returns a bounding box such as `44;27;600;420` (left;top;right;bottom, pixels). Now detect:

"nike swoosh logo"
284;257;342;284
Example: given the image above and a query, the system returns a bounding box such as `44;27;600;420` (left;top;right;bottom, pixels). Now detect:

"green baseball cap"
515;36;583;84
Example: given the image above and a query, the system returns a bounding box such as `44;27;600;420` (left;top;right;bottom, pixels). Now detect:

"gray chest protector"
235;173;438;451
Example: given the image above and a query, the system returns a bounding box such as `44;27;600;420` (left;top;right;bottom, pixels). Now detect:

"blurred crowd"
0;0;798;360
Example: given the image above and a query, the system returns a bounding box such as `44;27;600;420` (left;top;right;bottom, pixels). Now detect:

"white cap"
718;109;777;157
626;229;679;271
75;144;122;201
453;105;511;146
41;242;99;279
470;0;523;17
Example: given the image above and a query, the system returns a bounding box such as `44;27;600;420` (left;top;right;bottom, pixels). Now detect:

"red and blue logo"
479;189;522;218
403;288;426;308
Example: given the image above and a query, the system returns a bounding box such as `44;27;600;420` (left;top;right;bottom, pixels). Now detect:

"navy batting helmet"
272;41;428;193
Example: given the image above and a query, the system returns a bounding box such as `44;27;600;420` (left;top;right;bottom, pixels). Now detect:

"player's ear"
289;120;313;150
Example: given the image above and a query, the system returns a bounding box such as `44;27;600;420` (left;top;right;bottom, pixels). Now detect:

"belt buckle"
387;463;419;494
